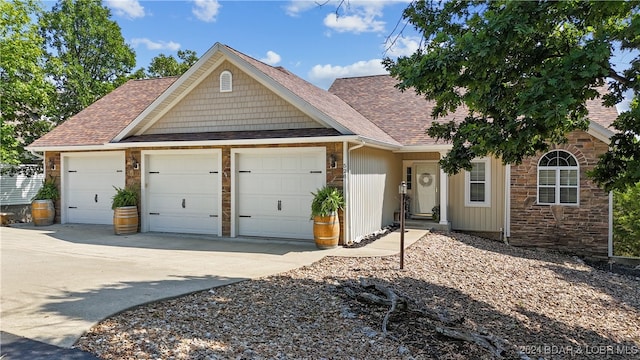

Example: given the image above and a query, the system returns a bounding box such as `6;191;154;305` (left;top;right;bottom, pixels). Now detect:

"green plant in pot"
112;186;139;235
311;186;344;249
432;205;440;223
31;177;59;226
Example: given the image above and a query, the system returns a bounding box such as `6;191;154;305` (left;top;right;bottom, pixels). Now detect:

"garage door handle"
69;206;78;209
239;215;251;218
310;170;322;173
182;199;186;208
94;194;98;203
277;200;282;211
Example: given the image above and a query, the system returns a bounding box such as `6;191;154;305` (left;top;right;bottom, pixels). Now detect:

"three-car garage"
60;147;326;240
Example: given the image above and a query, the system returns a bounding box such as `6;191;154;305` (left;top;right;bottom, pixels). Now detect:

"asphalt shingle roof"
29;77;178;148
329;75;619;145
28;44;618;150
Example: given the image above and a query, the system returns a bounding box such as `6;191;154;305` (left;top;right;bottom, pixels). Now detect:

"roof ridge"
129;76;181;83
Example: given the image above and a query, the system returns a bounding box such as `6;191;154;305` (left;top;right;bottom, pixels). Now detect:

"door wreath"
418;173;433;187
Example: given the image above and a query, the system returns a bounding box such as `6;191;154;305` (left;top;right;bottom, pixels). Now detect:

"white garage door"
64;152;125;224
145;152;220;235
236;149;325;239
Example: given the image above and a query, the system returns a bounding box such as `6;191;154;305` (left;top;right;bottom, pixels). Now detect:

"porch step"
396;219;451;232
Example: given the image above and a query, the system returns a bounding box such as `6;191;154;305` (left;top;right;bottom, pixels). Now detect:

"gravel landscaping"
76;232;640;359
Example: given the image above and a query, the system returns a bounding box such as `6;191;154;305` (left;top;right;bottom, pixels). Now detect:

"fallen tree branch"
435;326;505;358
341;278;523;358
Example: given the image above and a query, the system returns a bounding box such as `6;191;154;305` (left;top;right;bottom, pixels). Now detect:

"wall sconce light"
48;158;56;171
131;155;139;170
329;154;337;169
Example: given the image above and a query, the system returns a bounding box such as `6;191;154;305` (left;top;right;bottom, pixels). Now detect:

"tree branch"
609;68;631;87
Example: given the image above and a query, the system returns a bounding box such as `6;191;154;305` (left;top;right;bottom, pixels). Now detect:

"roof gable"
115;43;399;146
143;60;323;135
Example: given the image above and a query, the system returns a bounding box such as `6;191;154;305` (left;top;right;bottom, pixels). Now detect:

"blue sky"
42;0;637;102
95;0;420;89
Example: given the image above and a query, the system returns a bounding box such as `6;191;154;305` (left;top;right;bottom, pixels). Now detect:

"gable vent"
220;70;232;92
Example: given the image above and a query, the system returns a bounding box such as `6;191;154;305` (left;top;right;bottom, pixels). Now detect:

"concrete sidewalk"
0;223;427;352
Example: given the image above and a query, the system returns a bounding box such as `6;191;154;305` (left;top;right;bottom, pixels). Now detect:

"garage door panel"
64;153;125;225
236;150;324;240
145;152;219;235
148;194;217;214
239;216;313;239
150;174;215;192
149;214;217;235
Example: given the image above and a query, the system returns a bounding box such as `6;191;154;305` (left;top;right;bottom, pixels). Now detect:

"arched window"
220;70;232;92
537;150;579;205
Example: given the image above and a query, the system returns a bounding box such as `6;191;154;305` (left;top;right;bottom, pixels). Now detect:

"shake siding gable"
146;61;322;135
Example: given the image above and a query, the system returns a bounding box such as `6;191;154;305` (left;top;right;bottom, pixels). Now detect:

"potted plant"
31;177;59;226
432;204;440;223
111;186;139;235
310;186;344;249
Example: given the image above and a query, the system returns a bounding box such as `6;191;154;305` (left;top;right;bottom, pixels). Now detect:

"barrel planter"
313;212;340;249
113;206;138;235
32;200;55;226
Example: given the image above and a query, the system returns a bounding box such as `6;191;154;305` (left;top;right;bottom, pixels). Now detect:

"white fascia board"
393;144;453;153
351;136;402;151
113;43;226;142
25;145;110;152
588;120;614;144
104;135;361;148
221;50;353;135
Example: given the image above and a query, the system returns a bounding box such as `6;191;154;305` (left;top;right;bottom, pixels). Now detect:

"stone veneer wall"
509;131;609;259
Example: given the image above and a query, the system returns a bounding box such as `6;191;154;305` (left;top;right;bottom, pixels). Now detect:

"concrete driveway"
0;223;427;350
0;224;339;348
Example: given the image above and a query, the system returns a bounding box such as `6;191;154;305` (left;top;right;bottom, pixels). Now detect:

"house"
1;165;44;223
27;43;617;259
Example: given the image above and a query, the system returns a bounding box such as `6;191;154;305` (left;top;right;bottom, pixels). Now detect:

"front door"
413;163;438;216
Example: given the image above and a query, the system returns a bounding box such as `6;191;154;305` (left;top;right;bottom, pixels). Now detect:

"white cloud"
284;1;317;17
192;0;221;22
384;35;421;57
130;38;181;51
309;59;388;89
287;0;412;34
323;13;385;34
259;51;281;66
105;0;145;19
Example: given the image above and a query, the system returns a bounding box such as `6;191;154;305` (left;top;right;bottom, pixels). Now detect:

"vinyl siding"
348;147;401;242
448;157;506;232
146;61;321;134
0;168;43;205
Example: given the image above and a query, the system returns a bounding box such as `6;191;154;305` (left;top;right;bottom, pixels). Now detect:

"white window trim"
220;70;232;92
536;150;580;206
464;157;491;207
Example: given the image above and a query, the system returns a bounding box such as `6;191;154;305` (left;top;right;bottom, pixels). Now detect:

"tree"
40;0;136;122
613;182;640;258
1;0;53;167
383;0;639;191
146;50;199;78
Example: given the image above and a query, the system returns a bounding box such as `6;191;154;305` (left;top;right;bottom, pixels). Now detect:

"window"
465;158;490;207
220;70;232;92
406;167;412;190
537;150;579;205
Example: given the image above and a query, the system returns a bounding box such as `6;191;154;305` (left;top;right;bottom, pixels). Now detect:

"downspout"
29;150;45;160
503;164;511;244
345;140;365;245
608;191;613;257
